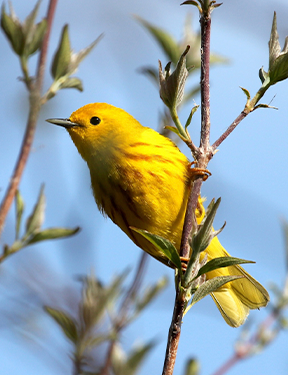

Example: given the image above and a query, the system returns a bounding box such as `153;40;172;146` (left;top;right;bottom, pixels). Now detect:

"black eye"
90;116;101;125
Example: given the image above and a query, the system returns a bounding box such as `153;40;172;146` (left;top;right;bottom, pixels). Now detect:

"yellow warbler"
47;103;269;327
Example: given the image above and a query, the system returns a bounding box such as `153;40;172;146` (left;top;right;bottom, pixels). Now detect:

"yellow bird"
47;103;269;327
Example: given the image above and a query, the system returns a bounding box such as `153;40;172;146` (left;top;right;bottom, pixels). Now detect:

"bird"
47;102;269;327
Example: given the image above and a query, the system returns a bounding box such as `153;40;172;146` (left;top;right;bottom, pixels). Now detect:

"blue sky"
1;0;288;374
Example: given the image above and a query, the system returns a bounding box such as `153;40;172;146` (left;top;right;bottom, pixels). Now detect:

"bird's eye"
90;116;101;125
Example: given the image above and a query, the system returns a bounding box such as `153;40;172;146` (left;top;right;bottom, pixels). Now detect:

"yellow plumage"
47;102;269;327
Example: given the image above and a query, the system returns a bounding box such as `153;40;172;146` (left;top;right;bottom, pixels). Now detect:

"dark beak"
46;118;80;128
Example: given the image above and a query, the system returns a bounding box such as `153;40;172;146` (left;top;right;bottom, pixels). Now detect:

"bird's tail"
203;237;270;327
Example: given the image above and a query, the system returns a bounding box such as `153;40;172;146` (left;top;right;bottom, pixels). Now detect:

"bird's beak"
46;118;81;128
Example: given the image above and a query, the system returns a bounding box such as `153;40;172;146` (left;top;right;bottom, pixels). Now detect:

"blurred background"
0;0;288;374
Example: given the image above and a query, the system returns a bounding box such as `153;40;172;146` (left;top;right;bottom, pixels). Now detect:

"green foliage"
45;272;166;374
189;275;243;308
159;46;190;111
267;12;288;85
196;257;255;278
45;306;79;343
1;1;47;58
131;227;182;272
184;358;199;375
112;341;156;375
48;25;102;99
51;24;71;80
1;185;79;262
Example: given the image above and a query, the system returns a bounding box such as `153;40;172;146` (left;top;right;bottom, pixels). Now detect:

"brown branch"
161;283;185;375
161;6;213;375
199;13;211;154
211;110;248;152
0;0;58;237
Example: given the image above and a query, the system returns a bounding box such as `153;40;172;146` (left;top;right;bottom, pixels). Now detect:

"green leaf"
266;12;288;85
67;34;103;75
51;24;71;80
123;341;156;375
27;226;80;245
1;3;24;55
80;276;106;329
135;276;168;313
159;46;190;109
254;103;278;110
25;184;45;236
81;272;127;329
15;190;24;240
211;3;222;10
269;12;281;70
136;16;180;64
191;197;222;255
111;344;126;375
131;228;182;271
6;239;23;255
164;125;180;136
240;86;251;100
26;18;47;56
59;77;83;91
184;358;200;375
22;0;41;56
84;333;114;349
190;275;243;307
22;0;40;37
45;306;78;343
269;51;288;84
259;66;269;84
196;256;255;278
185;105;199;130
181;1;202;13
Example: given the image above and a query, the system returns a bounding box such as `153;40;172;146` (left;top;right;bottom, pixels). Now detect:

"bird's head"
46;102;143;161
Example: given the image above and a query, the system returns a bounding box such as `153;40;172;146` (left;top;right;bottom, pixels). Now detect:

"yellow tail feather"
204;237;269;327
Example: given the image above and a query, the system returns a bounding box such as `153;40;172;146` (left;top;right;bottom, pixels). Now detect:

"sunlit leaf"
25;184;45;236
27;226;80;245
190;275;243;306
45;306;78;343
196;256;254;278
131;227;182;271
15;190;24;239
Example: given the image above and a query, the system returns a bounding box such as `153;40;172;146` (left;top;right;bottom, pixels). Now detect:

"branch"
211;110;247;151
199;12;211;153
161;283;185;375
211;84;270;152
162;6;213;375
0;0;58;237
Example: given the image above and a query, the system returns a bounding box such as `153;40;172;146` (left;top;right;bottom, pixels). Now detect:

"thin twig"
118;251;148;320
100;252;148;375
0;0;58;237
211;110;247;152
162;6;213;375
212;353;240;375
